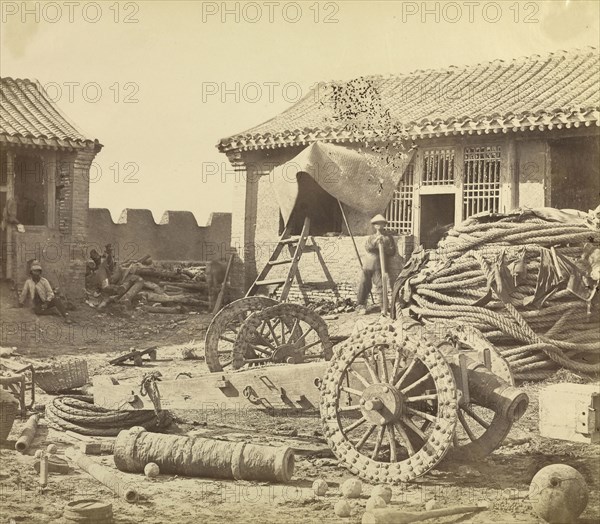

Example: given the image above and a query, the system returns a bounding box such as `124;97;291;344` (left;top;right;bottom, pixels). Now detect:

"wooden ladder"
246;217;311;301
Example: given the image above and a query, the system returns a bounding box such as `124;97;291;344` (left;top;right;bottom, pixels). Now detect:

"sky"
1;0;599;224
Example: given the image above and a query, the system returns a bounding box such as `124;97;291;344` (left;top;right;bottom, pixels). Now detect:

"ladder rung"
268;258;293;266
280;236;300;245
255;278;287;286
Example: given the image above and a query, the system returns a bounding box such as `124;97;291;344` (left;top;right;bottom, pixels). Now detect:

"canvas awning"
271;142;415;224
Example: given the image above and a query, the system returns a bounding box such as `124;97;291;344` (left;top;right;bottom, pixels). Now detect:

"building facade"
0;78;102;296
219;48;599;303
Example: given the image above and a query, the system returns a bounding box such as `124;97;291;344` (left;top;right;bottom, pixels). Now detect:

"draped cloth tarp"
271;142;415;224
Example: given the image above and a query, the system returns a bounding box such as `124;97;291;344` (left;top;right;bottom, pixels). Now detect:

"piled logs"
88;259;214;314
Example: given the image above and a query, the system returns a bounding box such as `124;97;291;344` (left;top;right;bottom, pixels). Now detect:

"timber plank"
93;361;328;412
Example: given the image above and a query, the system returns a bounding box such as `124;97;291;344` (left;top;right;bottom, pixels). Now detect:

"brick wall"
252;235;408;305
228;144;413;300
87;208;232;263
7;145;100;298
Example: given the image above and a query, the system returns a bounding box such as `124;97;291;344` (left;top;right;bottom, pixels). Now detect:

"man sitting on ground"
19;261;71;323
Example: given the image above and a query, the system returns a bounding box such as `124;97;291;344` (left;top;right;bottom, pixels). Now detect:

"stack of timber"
89;259;211;313
135;261;210;312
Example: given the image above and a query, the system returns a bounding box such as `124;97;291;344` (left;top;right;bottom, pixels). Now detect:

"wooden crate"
539;383;600;444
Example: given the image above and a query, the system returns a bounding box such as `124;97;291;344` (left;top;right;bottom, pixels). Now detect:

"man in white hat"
356;214;398;314
19;261;71;323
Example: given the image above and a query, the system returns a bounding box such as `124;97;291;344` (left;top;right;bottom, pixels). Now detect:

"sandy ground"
0;296;599;524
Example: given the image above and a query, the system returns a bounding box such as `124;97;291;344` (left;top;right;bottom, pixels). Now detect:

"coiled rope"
45;395;168;436
395;209;599;381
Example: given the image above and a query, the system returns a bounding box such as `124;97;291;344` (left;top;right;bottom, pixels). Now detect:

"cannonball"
34;450;43;459
312;479;328;496
46;444;57;454
334;499;352;517
425;498;441;511
144;462;160;478
371;485;392;504
340;478;362;498
529;464;588;523
365;495;387;511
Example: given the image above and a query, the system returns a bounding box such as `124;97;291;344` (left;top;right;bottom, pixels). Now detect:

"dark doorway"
549;136;600;211
14;153;46;225
284;172;342;235
420;194;454;249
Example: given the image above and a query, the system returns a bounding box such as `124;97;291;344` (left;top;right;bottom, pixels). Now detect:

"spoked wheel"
452;400;512;461
427;322;519;461
232;303;333;370
321;321;457;484
204;296;278;372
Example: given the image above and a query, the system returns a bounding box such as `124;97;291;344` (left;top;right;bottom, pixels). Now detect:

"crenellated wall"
87;209;232;263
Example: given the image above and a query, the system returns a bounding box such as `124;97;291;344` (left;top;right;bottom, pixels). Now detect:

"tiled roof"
218;47;600;153
0;77;101;150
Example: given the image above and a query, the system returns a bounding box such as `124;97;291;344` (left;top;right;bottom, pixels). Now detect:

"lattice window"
463;145;501;218
422;148;455;185
385;164;414;234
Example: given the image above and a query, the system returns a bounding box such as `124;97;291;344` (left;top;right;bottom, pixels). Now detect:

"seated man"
19;261;71;323
356;214;399;315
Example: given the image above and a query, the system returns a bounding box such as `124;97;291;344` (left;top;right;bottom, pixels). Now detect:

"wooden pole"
362;504;487;524
337;200;374;304
65;447;140;503
212;254;234;314
378;241;388;316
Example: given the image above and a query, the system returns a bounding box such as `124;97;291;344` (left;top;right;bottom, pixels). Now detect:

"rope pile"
396;208;599;381
45;395;168;436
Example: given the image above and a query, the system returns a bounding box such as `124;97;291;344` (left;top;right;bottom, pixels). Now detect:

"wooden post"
338;200;374;304
212;253;234;314
378;241;388;316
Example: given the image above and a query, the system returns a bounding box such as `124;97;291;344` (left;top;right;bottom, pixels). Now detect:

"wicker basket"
35;360;89;394
0;389;19;441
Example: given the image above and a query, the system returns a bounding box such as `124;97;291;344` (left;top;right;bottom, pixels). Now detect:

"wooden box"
539;383;600;444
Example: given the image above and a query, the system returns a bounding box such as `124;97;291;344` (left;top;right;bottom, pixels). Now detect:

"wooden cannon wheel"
204;297;278;372
231;303;333;370
320;320;457;484
434;323;517;461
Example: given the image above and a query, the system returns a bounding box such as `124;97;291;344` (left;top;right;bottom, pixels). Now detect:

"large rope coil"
45;395;168;436
393;208;600;381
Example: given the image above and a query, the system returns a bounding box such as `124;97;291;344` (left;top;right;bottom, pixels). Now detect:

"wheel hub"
360;383;404;425
271;344;303;364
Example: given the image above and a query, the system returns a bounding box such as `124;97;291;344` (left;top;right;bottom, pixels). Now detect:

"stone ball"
371;485;392;504
312;479;328;496
425;498;441;511
529;464;588;523
365;495;387;512
334;499;352;517
144;462;160;478
340;478;362;498
46;444;57;454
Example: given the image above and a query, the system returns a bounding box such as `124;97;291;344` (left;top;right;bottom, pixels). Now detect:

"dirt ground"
1;296;599;524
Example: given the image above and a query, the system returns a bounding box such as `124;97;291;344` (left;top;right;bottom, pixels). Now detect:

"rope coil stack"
396;208;599;381
46;395;167;436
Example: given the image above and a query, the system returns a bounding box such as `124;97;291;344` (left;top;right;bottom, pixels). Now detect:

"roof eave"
217;112;600;154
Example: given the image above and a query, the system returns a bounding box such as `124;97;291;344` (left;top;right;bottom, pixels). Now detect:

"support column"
228;152;252;296
67;145;99;297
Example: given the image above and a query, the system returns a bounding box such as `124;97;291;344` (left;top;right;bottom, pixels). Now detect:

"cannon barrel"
452;358;529;422
114;426;295;482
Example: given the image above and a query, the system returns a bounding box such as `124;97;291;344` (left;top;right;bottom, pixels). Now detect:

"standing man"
356;214;398;315
19;261;71;323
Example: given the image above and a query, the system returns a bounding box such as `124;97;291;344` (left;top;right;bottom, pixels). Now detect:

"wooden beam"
93;361;328;412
